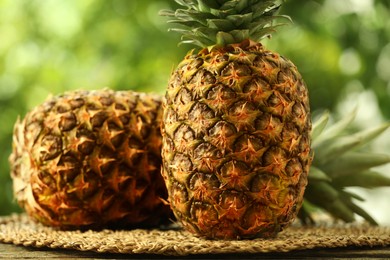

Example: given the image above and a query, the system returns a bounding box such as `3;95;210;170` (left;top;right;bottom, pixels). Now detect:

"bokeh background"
1;0;389;223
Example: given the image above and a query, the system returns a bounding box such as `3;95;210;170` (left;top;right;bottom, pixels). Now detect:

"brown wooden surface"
1;242;390;259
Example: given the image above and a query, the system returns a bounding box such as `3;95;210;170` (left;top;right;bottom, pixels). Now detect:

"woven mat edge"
1;214;390;256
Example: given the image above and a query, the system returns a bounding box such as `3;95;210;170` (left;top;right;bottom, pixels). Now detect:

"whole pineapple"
161;0;311;239
9;89;172;229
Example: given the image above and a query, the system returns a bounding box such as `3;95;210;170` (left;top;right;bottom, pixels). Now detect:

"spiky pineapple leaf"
198;0;216;11
325;199;356;223
304;181;356;223
230;0;249;13
313;108;357;147
339;191;378;225
322;152;390;178
308;166;331;182
207;19;235;30
250;16;282;33
174;0;194;7
311;111;329;141
231;29;251;42
333;170;390;188
216;31;236;45
340;189;365;202
227;13;253;27
302;110;390;226
305;181;337;201
251;24;284;41
314;123;390;165
161;0;290;47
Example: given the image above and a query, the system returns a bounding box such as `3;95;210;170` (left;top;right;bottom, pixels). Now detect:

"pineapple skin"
162;40;312;239
10;89;172;229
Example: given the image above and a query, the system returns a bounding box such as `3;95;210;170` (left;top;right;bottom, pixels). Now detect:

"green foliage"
0;0;389;216
276;0;390;112
301;110;390;225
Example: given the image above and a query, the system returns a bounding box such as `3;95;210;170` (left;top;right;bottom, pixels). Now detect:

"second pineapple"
10;89;172;229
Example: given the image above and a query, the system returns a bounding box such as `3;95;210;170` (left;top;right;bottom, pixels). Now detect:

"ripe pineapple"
160;1;312;239
9;89;172;229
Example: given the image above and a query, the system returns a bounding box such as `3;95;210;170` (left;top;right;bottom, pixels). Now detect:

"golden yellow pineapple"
9;89;172;229
160;1;312;239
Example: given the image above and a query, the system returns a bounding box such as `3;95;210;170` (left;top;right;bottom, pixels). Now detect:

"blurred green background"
0;0;389;223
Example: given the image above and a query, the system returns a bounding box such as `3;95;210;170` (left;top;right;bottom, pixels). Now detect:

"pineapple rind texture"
10;89;172;229
162;40;312;239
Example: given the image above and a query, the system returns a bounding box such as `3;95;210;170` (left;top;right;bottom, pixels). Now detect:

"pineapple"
9;89;172;229
160;1;311;239
300;110;390;225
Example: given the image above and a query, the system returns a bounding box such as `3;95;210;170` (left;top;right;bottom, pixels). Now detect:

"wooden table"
1;242;390;259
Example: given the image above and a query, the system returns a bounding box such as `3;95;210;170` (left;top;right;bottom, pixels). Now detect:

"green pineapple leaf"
207;19;235;30
314;123;390;165
305;181;356;223
339;191;378;225
161;0;289;47
308;166;331;182
227;13;253;27
333;170;390;188
323;152;390;178
313;108;357;147
311;111;329;141
302;110;390;225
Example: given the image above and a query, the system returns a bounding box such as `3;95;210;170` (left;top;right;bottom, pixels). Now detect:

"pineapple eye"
174;124;195;143
285;158;303;184
77;139;95;155
233;134;265;162
59;112;77;131
99;96;114;106
205;84;236;101
189;69;216;86
86;102;101;111
189;172;220;191
56;105;69;113
36;170;57;190
218;190;247;210
57;154;80;182
188;102;215;121
175;87;193;105
250;173;280;193
242;77;270;94
170;182;189;209
90;111;108;127
186;57;204;71
69;98;85;109
39;135;62;161
190;201;218;226
209;120;236;135
114;103;127;111
219;160;249;178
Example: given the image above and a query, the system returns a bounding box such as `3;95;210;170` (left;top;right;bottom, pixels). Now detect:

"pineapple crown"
300;109;390;225
160;0;290;48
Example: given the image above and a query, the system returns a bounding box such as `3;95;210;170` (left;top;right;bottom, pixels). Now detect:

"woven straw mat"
1;214;390;256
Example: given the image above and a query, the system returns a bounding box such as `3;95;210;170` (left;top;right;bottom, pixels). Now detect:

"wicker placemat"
1;213;390;256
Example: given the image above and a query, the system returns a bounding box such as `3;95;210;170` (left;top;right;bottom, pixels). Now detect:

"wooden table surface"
1;242;390;259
